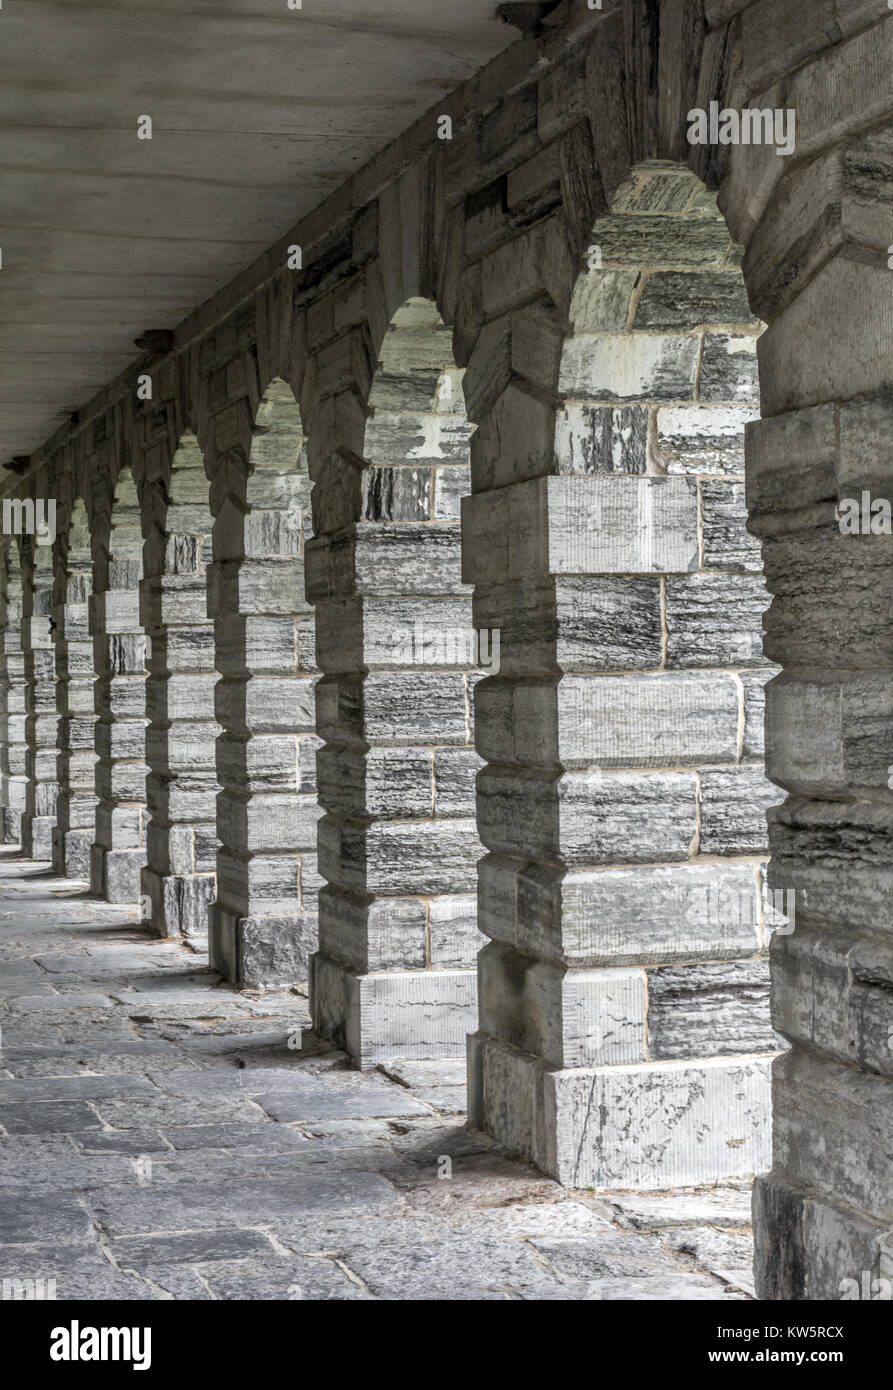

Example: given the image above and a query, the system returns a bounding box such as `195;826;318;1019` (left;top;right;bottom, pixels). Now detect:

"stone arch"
468;160;784;1189
207;376;320;989
89;464;149;903
310;296;485;1068
0;538;27;844
141;430;221;944
20;532;58;861
53;497;98;878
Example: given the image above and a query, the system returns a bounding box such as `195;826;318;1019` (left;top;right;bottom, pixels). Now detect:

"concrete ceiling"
0;0;514;466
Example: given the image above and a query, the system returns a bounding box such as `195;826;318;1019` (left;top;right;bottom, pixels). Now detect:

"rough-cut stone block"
311;954;477;1067
554;404;649;474
478;942;647;1068
666;573;770;667
699;335;760;402
700;479;763;571
634;271;755;329
318;888;428;973
477;768;698;864
766;673;893;795
476;671;740;769
319;817;480;896
567;270;640;334
591;214;732;268
658;404;757;472
742;669;776;759
647;960;777;1060
478;857;762;967
699;766;779;854
462;476;699;583
559;333;700;402
544;1054;772;1188
428;895;484;969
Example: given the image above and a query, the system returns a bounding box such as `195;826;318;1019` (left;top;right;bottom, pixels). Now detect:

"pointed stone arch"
142;430;221;944
208;377;321;988
0;539;27;844
466;160;783;1189
310;296;486;1068
20;534;58;861
89;465;149;903
53;498;98;878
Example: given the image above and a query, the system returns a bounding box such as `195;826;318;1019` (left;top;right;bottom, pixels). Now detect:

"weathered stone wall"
718;0;893;1302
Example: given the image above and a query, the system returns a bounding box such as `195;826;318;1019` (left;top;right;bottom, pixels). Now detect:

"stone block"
699;766;779;854
700;479;763;571
478;942;648;1068
429;894;484;969
559;333;700;402
698;334;760;402
478;856;762;967
658;404;757;472
318;816;480;896
477;767;698;863
311;953;477;1067
634;270;755;329
462;476;699;584
647;960;777;1059
318;888;428;973
666;573;769;667
554;403;649;474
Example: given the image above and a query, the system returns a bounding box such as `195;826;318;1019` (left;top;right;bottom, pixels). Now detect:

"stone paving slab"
0;855;757;1301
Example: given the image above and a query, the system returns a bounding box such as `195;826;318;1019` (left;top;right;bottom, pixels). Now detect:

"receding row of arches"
0;174;781;1202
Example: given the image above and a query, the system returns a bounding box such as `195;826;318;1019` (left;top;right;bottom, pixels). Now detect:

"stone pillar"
309;294;485;1068
718;3;893;1300
208;377;321;988
20;539;58;856
0;542;27;844
143;433;220;944
89;467;149;902
53;501;98;878
20;540;59;860
465;167;782;1189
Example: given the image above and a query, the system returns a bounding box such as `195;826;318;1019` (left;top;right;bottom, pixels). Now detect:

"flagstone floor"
0;847;756;1301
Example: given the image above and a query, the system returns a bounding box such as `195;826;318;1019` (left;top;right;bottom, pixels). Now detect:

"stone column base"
143;868;215;943
753;1173;893;1301
23;815;54;861
53;827;93;878
1;808;21;844
90;844;144;903
312;953;477;1069
209;905;317;990
468;1033;772;1189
